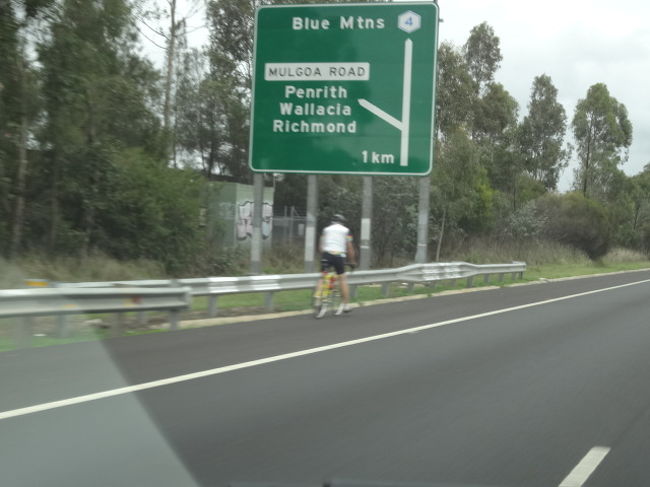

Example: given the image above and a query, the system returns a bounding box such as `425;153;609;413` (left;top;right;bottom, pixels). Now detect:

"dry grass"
601;247;647;264
445;238;592;267
0;253;166;288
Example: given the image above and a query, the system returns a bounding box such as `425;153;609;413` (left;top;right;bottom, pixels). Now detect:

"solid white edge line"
559;446;611;487
2;278;650;421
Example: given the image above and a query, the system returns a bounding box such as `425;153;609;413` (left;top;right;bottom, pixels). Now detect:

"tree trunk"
10;113;28;256
9;44;28;257
163;0;178;165
582;117;594;197
49;158;60;252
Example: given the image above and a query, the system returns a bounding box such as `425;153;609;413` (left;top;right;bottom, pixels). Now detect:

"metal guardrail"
50;261;526;316
2;262;525;348
0;287;191;347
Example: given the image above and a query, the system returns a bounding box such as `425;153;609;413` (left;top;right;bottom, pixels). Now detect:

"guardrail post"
169;310;180;331
483;274;490;284
466;276;474;288
407;283;415;293
449;279;456;288
137;311;147;327
264;292;274;311
350;285;358;299
208;296;219;317
381;283;390;297
57;315;69;338
498;273;505;282
511;272;517;281
112;313;124;338
426;281;436;295
13;317;33;349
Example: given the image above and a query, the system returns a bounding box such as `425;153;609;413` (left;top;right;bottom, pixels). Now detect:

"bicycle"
313;263;354;319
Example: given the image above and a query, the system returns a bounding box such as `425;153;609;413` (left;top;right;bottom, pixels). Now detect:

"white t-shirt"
321;223;350;256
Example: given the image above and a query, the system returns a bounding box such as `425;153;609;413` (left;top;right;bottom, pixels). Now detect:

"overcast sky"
166;0;650;192
435;0;650;190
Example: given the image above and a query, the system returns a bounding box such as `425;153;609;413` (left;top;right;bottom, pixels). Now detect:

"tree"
174;47;230;176
0;0;49;256
371;177;418;266
571;83;632;199
518;74;568;191
134;0;204;165
0;0;22;254
473;83;521;209
435;41;475;138
37;0;166;256
473;82;518;144
463;22;502;96
431;128;494;261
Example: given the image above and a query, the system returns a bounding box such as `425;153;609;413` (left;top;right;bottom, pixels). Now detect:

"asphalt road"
2;270;650;487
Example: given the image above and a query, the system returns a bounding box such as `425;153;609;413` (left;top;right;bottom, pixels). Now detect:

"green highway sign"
249;2;439;176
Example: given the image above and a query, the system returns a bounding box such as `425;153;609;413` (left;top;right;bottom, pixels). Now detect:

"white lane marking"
559;446;611;487
2;278;650;421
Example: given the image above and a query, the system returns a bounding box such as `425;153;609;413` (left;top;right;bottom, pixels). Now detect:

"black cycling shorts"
321;252;345;275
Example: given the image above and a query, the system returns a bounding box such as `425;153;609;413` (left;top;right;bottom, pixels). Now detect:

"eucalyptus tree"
462;21;502;96
0;0;21;253
518;74;568;191
435;41;475;139
473;82;520;208
0;0;50;256
571;83;632;199
37;0;165;256
431;128;493;261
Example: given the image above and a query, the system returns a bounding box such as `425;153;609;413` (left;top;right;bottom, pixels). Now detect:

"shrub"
536;192;611;259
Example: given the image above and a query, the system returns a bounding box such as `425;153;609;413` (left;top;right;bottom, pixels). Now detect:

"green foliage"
433;128;495;231
0;2;20;252
518;74;568;190
97;149;203;273
536;192;611;259
463;22;502;94
317;175;362;237
371;177;418;266
572;83;633;199
436;42;475;137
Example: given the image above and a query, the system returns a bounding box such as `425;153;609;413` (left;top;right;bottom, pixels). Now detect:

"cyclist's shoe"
336;303;351;315
316;303;328;319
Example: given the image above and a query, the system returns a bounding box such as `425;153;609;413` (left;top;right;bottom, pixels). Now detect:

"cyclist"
315;213;356;314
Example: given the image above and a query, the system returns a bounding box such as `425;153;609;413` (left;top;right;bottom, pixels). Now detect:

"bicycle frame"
314;267;341;318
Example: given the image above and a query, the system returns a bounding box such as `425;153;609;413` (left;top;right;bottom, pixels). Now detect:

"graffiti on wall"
236;201;273;240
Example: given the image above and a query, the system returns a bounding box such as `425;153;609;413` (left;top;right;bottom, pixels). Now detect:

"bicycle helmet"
332;213;346;224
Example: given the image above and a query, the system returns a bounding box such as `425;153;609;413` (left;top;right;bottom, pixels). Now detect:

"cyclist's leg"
332;255;351;314
314;254;330;304
340;273;350;305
